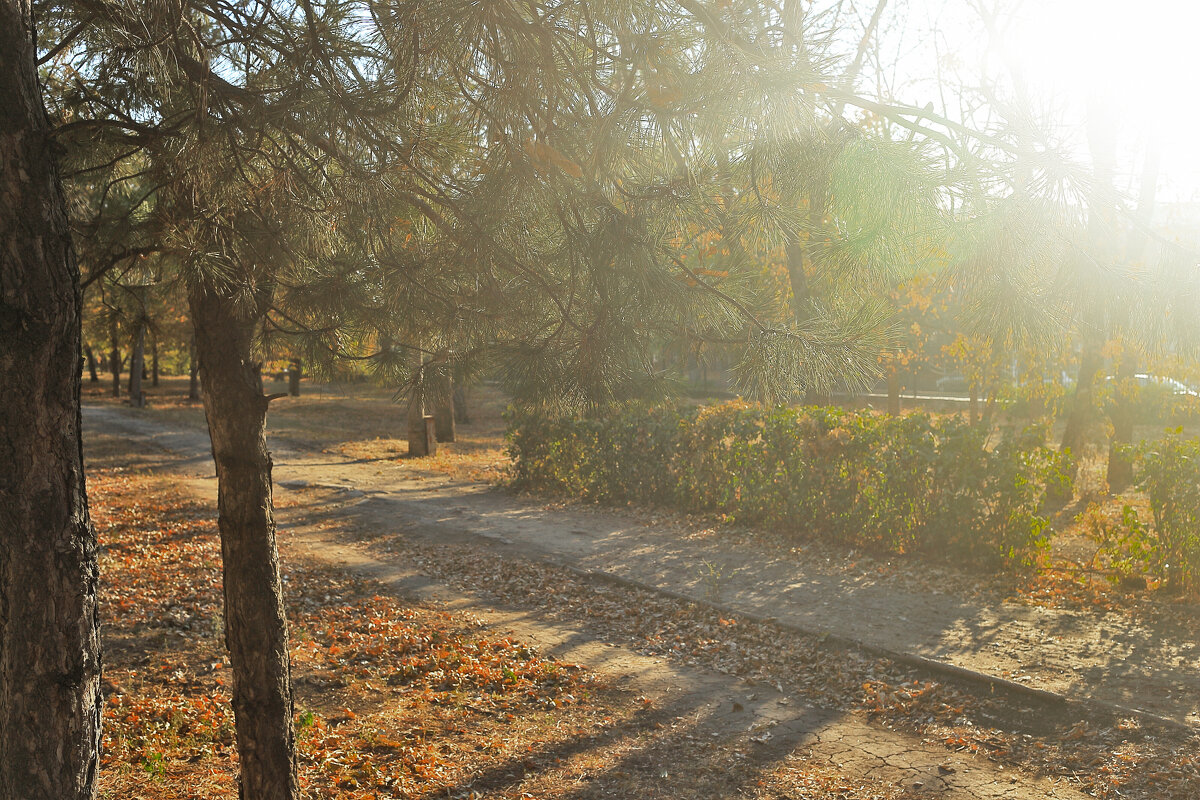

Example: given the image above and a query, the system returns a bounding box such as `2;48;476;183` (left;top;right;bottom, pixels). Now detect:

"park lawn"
88;442;622;799
83;375;510;484
87;427;943;800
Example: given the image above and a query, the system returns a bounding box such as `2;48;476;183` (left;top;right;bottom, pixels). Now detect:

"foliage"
1094;434;1200;595
1084;502;1154;584
509;402;1068;568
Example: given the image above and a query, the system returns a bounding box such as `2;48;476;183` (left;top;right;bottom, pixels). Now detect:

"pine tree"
0;2;101;797
35;1;1066;796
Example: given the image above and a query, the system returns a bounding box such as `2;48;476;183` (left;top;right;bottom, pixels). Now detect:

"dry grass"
84;374;512;483
85;432;938;799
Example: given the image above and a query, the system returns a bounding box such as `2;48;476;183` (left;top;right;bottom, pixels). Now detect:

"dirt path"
83;403;1200;731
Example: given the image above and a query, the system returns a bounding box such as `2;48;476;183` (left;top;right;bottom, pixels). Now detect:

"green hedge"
1095;433;1200;595
508;402;1071;569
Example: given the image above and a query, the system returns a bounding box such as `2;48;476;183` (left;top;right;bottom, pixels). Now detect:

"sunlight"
1003;0;1200;196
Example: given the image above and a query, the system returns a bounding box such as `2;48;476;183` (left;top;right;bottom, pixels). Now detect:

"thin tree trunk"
981;389;998;430
287;358;301;397
786;240;829;406
0;2;102;795
1106;352;1136;492
1065;96;1117;466
110;316;120;398
1107;144;1158;493
129;321;145;407
190;285;299;800
407;370;436;457
189;333;200;401
453;384;470;424
408;402;436;456
433;375;455;443
886;366;900;415
84;344;99;382
151;336;159;387
1061;335;1103;457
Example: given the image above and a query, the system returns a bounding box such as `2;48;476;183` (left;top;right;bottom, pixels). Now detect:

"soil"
84;403;1200;730
84;409;1107;800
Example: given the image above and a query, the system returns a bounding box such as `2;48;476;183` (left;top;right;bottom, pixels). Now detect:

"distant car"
1107;373;1200;397
1135;374;1200;397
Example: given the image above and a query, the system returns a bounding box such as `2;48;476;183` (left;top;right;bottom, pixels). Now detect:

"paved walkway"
84;404;1200;729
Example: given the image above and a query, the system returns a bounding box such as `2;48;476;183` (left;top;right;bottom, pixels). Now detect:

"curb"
550;561;1192;735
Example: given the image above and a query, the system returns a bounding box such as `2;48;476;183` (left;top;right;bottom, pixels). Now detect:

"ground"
84;376;1200;798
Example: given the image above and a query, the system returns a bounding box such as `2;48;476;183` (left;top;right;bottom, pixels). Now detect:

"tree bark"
1106;144;1158;494
1060;335;1103;457
433;375;455;443
407;378;436;457
109;315;120;398
1064;96;1116;467
886;366;900;415
981;389;998;430
0;2;102;796
190;285;299;800
84;344;99;382
452;384;470;424
189;333;200;401
1106;353;1136;492
151;336;159;387
287;358;301;397
129;320;145;407
785;240;829;405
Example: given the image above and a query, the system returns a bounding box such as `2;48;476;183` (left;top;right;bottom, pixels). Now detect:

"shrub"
508;402;1066;570
1073;433;1200;596
1125;433;1200;594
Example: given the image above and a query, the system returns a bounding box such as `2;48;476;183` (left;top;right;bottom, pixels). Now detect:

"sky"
864;0;1200;205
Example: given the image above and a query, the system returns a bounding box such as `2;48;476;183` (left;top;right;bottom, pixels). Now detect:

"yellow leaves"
523;138;583;179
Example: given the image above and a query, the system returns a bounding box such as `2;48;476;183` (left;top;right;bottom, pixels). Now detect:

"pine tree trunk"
1107;146;1157;495
109;316;120;398
190;285;299;800
189;333;200;401
287;358;301;397
129;321;145;407
1106;353;1136;492
886;367;900;415
982;390;998;430
151;337;159;387
84;344;99;382
1061;336;1103;457
0;2;102;795
453;384;470;424
433;375;455;443
407;380;436;457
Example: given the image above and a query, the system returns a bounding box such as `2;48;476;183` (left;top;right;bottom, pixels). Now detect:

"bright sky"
1005;0;1200;201
874;0;1200;204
